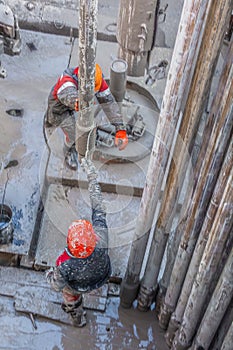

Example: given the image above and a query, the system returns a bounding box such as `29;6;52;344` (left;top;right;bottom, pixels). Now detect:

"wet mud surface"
0;1;184;347
1;293;169;350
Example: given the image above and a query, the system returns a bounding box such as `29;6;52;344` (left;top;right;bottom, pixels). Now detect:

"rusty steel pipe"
158;0;233;330
120;0;212;309
191;245;233;350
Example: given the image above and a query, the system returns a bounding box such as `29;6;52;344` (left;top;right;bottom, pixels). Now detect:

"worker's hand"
115;130;128;150
46;267;54;283
81;157;98;181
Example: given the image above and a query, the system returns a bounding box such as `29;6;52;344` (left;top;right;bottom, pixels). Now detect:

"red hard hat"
67;220;97;258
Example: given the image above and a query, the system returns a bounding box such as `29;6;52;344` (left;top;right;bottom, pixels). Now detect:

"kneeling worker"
44;63;128;170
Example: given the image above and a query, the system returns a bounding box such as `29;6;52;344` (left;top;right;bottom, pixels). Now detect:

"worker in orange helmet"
46;158;111;327
44;63;128;170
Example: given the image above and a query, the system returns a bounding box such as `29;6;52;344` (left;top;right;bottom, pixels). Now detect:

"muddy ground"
0;29;170;350
0;1;184;349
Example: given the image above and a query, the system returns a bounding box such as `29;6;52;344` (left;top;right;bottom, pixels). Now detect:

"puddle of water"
0;217;10;229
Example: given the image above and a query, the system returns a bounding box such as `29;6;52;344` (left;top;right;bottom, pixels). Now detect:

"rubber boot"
61;294;82;313
63;144;79;171
69;307;87;327
61;296;87;327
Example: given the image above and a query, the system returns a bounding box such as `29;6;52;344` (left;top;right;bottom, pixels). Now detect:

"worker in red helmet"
44;63;128;170
46;158;111;327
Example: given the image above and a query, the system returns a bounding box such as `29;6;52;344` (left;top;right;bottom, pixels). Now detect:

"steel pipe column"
76;0;98;159
120;0;210;308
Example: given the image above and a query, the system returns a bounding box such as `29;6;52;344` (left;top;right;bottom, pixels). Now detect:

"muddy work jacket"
47;66;125;131
49;176;111;294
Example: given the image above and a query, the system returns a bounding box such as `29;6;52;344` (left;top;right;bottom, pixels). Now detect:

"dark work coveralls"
47;161;111;326
45;66;126;148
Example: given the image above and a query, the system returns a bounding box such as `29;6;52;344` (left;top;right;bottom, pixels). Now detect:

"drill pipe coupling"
76;123;96;158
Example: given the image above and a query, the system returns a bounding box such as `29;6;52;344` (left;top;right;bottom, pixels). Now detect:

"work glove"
75;98;79;111
46;267;54;284
115;130;128;150
81;157;98;181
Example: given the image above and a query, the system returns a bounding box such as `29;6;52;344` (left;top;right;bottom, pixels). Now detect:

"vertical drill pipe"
172;184;233;350
120;0;213;309
167;140;232;346
159;0;233;327
159;39;233;314
209;299;233;350
137;0;217;311
165;138;233;346
191;246;233;350
76;0;98;158
219;322;233;350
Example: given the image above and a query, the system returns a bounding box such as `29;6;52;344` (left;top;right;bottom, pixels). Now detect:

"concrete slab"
46;147;151;199
44;90;159;197
14;289;108;320
144;46;174;108
0;29;72;257
159;0;185;48
8;0;184;50
34;184;141;273
8;0;119;41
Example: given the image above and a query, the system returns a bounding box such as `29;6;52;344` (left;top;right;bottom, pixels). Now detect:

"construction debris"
6;108;24;117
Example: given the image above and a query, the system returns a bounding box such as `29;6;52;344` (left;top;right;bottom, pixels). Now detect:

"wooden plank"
83;294;106;311
0;266;48;297
14;284;109;324
81;285;108;311
2;266;110;317
14;287;73;326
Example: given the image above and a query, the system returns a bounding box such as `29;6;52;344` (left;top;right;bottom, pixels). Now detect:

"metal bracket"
96;107;146;148
138;23;148;53
158;4;168;23
145;60;168;86
126;107;146;140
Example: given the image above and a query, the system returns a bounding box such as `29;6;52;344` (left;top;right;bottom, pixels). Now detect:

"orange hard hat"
95;63;103;91
75;64;102;91
67;219;98;258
